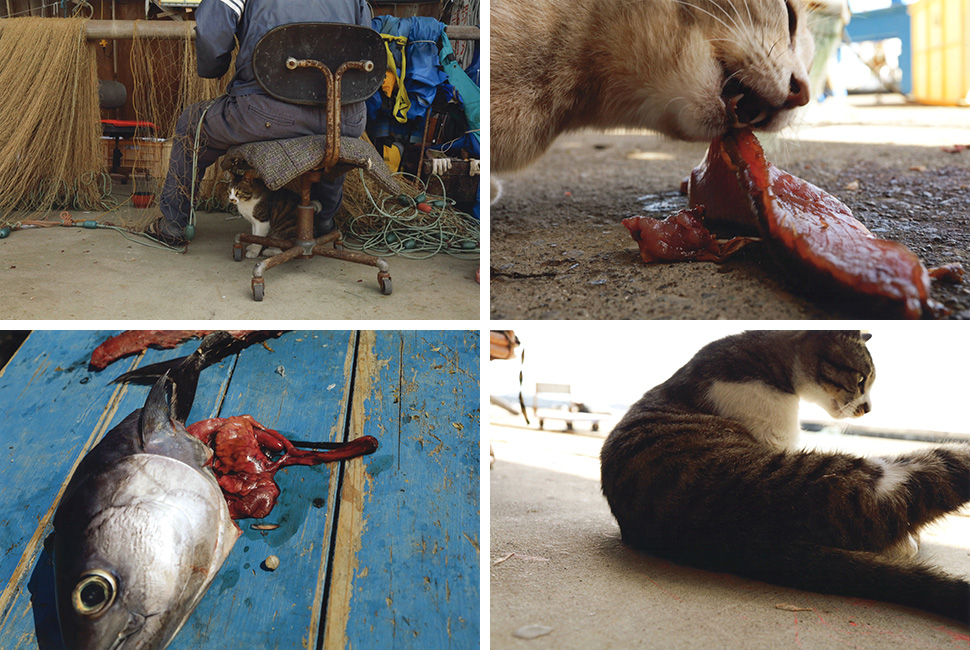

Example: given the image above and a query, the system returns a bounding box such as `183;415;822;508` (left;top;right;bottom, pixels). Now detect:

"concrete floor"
0;205;480;320
489;410;970;649
491;94;970;319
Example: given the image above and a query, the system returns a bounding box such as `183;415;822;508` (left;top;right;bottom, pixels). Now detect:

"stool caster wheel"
233;244;243;262
378;273;392;296
253;279;264;302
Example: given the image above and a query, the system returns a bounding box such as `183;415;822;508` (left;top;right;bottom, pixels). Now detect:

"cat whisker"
699;0;744;31
662;95;690;113
727;0;751;31
673;0;739;32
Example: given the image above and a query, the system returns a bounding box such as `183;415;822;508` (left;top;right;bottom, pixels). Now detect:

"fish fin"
115;357;199;424
117;331;285;423
139;372;177;447
112;357;185;385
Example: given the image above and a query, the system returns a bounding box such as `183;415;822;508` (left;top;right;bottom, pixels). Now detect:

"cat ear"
860;331;872;342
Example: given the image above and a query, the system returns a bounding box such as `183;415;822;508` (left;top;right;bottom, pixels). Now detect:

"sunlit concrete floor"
0;205;480;320
490;409;970;649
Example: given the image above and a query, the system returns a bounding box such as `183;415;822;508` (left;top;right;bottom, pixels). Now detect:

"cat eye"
785;0;798;39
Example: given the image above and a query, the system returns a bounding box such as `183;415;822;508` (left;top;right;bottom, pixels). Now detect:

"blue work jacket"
196;0;372;96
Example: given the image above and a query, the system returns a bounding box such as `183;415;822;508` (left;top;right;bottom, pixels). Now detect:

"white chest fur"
228;188;270;257
706;380;802;451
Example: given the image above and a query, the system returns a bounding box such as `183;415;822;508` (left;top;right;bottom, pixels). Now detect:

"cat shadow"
586;524;749;602
27;534;66;650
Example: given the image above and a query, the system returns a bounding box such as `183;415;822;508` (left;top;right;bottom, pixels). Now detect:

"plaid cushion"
225;135;400;195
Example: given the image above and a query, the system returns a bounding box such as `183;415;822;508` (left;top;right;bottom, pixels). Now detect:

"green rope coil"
341;169;479;260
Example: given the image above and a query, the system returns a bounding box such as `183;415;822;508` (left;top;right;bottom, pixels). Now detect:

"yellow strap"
381;35;411;123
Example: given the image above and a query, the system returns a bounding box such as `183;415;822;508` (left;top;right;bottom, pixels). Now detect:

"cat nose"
856;401;871;416
783;74;811;109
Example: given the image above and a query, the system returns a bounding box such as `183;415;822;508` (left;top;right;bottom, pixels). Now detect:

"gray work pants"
159;92;366;228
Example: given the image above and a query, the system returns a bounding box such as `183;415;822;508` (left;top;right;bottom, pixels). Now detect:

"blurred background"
809;0;968;107
489;323;970;442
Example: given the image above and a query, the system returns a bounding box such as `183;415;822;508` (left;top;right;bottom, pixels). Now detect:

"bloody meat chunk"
622;207;759;263
90;330;285;370
625;127;961;318
690;129;948;319
90;331;216;369
187;415;378;520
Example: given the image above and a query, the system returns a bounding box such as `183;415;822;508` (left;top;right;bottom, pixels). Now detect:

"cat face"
227;185;246;205
227;177;267;222
656;0;814;139
797;331;875;419
227;176;262;204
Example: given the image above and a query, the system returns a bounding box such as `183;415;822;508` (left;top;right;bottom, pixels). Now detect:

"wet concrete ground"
490;95;970;320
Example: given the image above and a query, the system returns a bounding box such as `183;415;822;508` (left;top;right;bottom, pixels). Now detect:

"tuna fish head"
53;375;239;650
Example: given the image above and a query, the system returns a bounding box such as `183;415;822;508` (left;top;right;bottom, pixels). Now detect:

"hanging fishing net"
0;17;233;232
0;18;107;220
127;21;235;230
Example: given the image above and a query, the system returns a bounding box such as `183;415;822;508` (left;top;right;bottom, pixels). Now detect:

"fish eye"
72;571;116;617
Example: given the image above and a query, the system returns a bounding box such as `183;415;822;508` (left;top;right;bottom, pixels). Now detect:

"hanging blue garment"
436;32;479;157
367;16;448;124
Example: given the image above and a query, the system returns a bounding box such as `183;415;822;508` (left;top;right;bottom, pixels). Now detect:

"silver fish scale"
53;377;239;650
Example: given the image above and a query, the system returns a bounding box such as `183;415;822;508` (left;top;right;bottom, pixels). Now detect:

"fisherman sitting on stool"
148;0;371;247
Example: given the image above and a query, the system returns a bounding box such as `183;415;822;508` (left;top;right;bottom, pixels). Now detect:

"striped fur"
601;330;970;623
228;177;300;258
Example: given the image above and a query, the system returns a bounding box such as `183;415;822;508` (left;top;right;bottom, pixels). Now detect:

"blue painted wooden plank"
331;331;480;650
0;331;288;649
1;330;482;650
0;330;140;599
170;330;357;650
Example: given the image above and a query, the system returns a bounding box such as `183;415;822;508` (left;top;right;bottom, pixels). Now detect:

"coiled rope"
341;169;479;260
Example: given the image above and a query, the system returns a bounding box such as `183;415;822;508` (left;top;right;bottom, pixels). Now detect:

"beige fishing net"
0;17;232;231
127;21;235;229
0;17;105;221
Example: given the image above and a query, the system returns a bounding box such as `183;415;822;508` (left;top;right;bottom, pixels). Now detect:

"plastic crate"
909;0;970;105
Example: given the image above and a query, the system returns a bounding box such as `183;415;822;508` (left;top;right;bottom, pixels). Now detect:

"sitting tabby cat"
601;331;969;623
228;177;300;258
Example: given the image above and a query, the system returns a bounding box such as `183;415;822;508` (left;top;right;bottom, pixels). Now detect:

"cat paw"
262;247;283;257
245;245;262;259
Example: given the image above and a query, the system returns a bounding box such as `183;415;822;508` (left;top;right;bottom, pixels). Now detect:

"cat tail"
703;541;970;624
